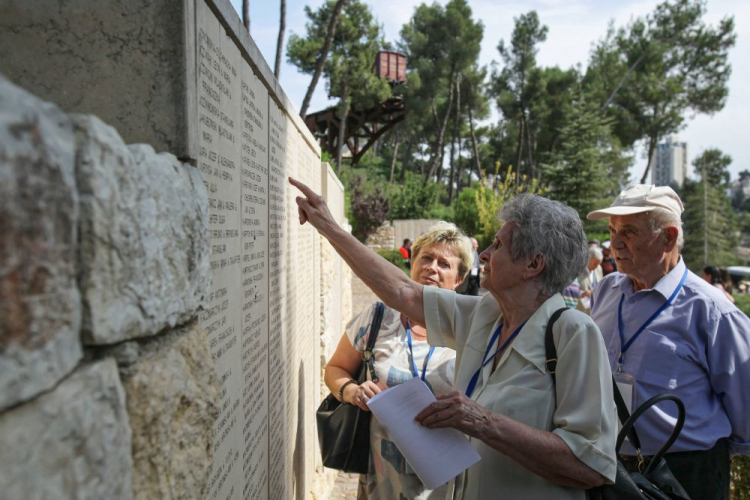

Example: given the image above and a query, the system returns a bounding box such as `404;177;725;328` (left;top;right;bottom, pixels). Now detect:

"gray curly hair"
498;194;588;296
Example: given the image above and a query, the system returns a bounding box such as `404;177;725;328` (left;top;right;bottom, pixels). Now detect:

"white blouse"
423;287;617;500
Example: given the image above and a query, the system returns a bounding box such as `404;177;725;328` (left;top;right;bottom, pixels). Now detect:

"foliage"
585;0;736;183
682;177;739;270
348;174;390;242
452;187;482;237
388;174;444;220
542;99;631;233
376;249;410;274
491;11;548;180
731;298;750;499
472;163;547;247
693;148;732;186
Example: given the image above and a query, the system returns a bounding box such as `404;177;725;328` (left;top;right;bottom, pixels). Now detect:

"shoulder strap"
544;307;569;380
365;302;385;352
544;307;642;451
362;302;386;382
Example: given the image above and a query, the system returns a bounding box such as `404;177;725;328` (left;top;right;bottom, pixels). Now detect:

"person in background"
588;239;600;248
291;177;616;499
562;279;582;308
588;184;750;500
325;222;472;500
398;238;412;269
465;237;481;296
600;241;617;276
702;265;735;304
577;247;603;314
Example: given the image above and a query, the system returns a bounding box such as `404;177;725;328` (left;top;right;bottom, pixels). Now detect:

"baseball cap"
587;184;684;220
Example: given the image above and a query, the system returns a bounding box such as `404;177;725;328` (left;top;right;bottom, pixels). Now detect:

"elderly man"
588;184;750;500
577;247;603;314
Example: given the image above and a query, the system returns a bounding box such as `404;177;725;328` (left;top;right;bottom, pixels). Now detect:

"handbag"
316;302;386;473
544;308;691;500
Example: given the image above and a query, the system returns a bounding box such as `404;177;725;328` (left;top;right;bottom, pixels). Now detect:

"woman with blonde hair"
325;221;473;499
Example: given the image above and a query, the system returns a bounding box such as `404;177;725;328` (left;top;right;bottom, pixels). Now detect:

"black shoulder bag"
316;302;385;473
545;308;691;500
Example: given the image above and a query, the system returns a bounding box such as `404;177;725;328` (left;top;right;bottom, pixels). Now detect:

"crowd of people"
291;178;749;500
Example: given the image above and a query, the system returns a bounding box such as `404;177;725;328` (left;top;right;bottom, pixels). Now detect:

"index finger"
288;177;315;198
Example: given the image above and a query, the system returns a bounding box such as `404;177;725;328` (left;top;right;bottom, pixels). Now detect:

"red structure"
374;51;407;84
304;51;407;165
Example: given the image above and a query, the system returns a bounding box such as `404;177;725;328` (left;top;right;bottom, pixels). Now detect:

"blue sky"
230;0;749;183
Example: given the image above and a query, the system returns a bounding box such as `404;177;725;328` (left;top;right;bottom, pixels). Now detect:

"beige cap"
587;184;684;220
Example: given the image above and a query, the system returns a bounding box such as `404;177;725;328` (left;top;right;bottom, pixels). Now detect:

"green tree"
585;0;736;183
542;99;631;232
491;11;548;181
288;0;390;167
287;0;347;118
682;150;739;269
399;0;483;184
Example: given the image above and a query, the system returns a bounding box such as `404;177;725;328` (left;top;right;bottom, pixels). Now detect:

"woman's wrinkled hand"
289;177;337;235
344;380;383;411
415;390;492;440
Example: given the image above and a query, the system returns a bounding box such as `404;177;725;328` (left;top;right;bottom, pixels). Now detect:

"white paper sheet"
366;377;481;489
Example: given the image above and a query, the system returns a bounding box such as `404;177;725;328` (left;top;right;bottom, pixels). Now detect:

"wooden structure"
304;51;407;165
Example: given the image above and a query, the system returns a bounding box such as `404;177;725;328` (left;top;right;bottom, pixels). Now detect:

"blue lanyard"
465;320;527;398
616;266;688;369
406;320;435;381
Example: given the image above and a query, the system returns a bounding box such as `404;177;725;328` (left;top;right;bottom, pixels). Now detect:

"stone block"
0;359;133;500
104;321;220;500
73;115;210;345
0;75;82;412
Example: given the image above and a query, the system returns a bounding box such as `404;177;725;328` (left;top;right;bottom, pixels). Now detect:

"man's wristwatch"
338;379;358;403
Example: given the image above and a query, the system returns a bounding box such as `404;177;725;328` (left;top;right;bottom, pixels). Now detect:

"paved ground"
324;274;375;500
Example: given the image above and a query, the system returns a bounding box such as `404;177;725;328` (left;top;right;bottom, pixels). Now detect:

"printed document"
366;377;481;489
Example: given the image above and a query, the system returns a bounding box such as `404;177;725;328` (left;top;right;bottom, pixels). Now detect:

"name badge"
613;371;636;417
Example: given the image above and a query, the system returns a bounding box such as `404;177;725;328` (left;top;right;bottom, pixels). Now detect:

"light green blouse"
423;288;617;500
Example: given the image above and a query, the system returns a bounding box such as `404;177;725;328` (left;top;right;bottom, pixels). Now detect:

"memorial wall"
0;0;343;498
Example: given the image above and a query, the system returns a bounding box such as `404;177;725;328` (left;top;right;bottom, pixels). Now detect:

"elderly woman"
326;221;472;499
291;178;616;498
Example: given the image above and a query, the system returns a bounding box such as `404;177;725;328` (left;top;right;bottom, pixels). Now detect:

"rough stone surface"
73;115;210;344
365;221;395;250
0;75;82;412
0;358;133;500
0;0;190;155
102;321;220;500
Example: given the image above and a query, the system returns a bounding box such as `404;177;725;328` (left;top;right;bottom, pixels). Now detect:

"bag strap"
616;393;686;475
544;307;641;451
363;302;386;382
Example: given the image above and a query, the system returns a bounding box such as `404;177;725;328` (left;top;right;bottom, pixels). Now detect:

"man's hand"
415;390;494;440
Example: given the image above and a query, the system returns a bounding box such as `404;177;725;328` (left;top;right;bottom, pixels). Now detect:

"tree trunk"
525;118;535;179
514;114;525;187
389;139;400;183
468;104;481;183
300;0;346;119
274;0;286;78
448;75;461;204
401;139;413;182
335;83;349;171
640;132;659;184
426;72;456;184
242;0;250;30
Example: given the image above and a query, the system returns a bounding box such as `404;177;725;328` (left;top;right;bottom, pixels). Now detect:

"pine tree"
542;100;630;231
682;149;738;269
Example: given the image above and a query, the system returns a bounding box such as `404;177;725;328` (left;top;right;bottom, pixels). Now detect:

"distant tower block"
651;136;689;187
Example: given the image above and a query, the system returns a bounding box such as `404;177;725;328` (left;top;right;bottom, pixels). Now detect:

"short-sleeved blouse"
423;287;617;500
346;302;456;500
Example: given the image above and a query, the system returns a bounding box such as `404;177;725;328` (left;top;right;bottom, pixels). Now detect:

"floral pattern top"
346;302;456;500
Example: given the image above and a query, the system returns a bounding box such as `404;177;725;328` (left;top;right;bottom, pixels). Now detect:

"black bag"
316;302;386;473
545;308;690;500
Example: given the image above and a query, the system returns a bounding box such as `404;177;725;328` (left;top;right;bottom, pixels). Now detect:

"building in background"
651;136;689;188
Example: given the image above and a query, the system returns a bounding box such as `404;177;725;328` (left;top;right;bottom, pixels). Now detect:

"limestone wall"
0;0;351;498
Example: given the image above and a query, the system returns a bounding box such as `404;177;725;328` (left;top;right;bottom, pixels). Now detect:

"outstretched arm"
289;177;426;326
